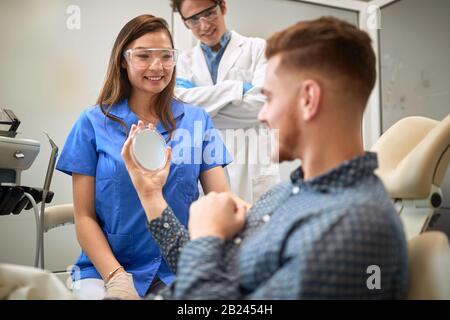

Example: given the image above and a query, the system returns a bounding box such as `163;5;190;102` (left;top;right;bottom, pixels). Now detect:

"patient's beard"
277;128;300;163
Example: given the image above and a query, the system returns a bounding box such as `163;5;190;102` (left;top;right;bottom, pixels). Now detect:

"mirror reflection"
132;127;167;172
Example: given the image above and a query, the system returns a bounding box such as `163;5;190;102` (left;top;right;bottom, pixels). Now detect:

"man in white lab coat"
171;0;280;203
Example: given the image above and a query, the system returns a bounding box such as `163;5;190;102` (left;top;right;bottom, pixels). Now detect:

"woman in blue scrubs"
56;15;231;300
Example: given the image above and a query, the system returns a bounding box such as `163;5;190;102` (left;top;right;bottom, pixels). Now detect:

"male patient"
122;17;409;299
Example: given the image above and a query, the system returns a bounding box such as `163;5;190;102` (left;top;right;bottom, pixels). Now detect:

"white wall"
380;0;450;130
379;0;450;204
0;0;172;271
226;0;358;38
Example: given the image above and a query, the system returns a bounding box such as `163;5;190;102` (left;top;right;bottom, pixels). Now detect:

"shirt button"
154;295;164;300
262;215;271;223
292;186;300;195
234;237;242;245
163;222;170;229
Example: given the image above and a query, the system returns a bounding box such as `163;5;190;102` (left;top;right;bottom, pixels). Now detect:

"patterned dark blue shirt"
147;152;409;299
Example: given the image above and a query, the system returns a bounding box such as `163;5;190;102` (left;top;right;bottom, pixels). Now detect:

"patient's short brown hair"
266;17;376;107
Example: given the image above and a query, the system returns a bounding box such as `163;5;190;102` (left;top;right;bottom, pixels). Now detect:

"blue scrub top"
56;99;232;297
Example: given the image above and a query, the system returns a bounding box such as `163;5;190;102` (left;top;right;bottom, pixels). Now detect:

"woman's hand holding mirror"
122;120;171;199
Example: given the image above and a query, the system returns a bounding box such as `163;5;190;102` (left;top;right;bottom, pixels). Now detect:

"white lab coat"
175;31;280;203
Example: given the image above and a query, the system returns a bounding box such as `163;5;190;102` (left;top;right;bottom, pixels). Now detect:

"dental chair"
43;204;74;233
0;263;75;300
371;115;450;240
38;203;74;276
407;231;450;299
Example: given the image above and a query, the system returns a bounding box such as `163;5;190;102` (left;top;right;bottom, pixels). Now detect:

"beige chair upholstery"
0;263;75;300
371;115;450;239
36;204;74;270
372;115;450;199
43;203;74;232
407;231;450;299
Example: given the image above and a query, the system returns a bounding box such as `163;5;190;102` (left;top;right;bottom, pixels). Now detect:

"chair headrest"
371;115;450;199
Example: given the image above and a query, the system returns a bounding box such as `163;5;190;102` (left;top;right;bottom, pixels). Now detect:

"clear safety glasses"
123;48;178;70
183;4;220;29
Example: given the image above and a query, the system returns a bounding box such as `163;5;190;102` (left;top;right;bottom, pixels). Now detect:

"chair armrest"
44;204;74;232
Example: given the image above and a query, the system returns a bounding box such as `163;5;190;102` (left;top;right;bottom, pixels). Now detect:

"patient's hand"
189;192;246;241
230;194;252;213
121;121;171;199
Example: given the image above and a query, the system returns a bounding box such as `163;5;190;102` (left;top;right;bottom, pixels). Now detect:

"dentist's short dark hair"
170;0;222;17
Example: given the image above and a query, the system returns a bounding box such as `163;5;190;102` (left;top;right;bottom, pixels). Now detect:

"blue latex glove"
243;82;253;94
176;78;196;89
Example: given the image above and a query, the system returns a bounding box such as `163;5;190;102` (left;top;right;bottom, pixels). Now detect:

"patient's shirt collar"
290;152;379;192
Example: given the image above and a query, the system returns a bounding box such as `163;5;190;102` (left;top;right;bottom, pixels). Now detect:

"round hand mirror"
132;126;167;172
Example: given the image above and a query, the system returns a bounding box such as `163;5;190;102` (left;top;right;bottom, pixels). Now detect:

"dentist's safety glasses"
124;48;178;70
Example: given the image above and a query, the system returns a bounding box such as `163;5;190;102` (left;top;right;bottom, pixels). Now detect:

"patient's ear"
299;79;321;122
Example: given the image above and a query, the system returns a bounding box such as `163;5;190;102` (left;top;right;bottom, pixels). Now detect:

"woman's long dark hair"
97;15;176;136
